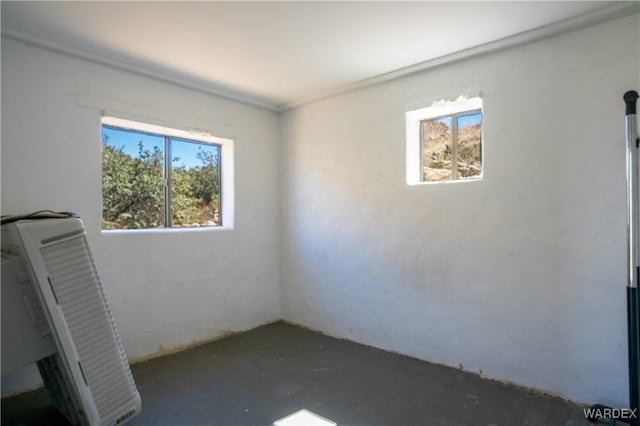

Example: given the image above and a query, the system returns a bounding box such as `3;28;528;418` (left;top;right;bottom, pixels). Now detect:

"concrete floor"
2;321;593;426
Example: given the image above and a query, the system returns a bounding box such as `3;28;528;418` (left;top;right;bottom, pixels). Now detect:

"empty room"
1;1;639;425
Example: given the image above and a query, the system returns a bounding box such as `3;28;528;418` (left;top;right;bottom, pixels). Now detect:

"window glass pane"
170;138;221;228
422;117;452;181
456;112;482;179
102;126;165;229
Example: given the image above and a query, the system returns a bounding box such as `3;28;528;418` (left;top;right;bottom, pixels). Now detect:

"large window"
406;95;483;185
101;117;232;230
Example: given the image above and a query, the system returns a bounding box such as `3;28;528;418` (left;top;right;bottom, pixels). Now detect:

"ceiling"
1;1;634;110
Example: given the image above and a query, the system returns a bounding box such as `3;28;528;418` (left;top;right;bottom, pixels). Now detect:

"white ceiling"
0;1;633;110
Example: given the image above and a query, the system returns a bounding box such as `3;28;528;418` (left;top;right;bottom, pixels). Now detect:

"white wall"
281;13;640;406
1;38;282;391
3;12;639;406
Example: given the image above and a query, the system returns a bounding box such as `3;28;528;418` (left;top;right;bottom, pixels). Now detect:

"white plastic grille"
40;233;137;421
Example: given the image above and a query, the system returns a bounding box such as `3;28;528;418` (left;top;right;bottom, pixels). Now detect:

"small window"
406;96;483;185
101;117;233;230
421;111;482;182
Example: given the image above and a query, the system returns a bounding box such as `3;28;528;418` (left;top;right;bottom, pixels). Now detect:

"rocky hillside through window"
422;113;482;182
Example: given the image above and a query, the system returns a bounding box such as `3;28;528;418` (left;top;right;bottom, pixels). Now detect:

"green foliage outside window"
102;133;221;230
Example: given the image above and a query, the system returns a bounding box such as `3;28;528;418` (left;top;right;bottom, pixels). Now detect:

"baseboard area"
277;319;589;408
128;319;281;365
3;318;589;409
1;319;281;399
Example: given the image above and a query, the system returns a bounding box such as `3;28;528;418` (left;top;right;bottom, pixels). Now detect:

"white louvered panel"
49;268;94;285
80;334;118;356
40;233;137;422
74;322;116;345
49;273;101;292
86;356;123;381
95;383;133;414
55;273;95;290
87;345;119;372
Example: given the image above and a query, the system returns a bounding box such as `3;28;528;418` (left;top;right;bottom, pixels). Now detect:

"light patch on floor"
274;409;337;426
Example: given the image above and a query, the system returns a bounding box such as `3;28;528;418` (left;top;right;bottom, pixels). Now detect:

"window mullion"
164;136;171;227
419;120;425;181
218;149;223;226
451;114;458;180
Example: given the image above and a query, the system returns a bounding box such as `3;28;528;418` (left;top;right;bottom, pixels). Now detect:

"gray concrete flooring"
2;321;593;426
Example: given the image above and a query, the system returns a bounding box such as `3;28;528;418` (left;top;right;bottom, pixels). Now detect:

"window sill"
407;177;483;186
101;225;233;235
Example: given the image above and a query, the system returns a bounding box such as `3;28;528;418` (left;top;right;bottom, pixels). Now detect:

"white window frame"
406;95;483;185
101;116;235;232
